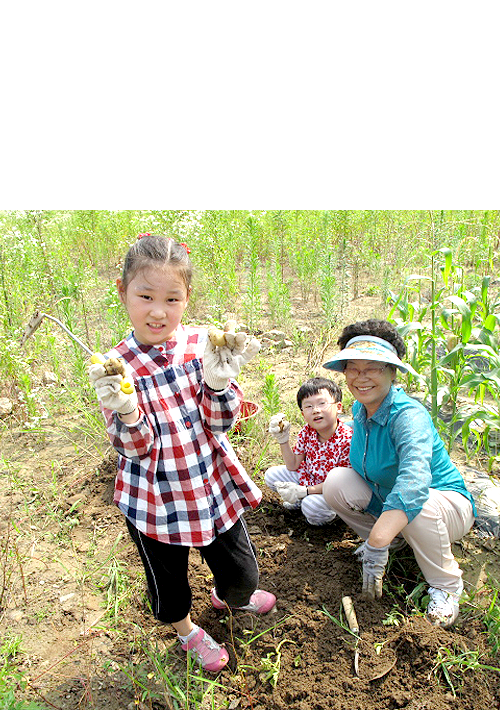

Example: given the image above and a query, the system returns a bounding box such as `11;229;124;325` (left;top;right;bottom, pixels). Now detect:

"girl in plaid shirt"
89;235;276;672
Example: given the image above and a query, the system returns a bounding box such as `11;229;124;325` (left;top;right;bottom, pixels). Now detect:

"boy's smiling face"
300;388;342;440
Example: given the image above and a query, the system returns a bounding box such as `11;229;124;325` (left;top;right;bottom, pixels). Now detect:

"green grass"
0;635;47;710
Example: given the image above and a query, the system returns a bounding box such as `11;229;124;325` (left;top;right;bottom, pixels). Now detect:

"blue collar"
354;385;398;426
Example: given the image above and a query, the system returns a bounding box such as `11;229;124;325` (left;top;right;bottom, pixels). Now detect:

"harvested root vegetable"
103;357;127;377
208;326;227;347
90;353;126;377
208;321;241;347
223;319;238;332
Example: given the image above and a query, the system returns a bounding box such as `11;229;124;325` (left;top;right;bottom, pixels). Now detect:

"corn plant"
456;323;500;464
388;247;500;451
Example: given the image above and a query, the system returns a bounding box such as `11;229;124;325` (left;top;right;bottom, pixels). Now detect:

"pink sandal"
211;588;277;614
180;627;229;672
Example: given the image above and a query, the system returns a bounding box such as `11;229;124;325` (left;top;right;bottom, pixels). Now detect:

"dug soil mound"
2;429;499;710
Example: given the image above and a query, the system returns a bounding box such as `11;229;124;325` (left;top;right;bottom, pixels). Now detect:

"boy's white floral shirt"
294;421;352;486
101;325;262;546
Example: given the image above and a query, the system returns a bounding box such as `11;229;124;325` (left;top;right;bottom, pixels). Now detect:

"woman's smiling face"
343;359;395;417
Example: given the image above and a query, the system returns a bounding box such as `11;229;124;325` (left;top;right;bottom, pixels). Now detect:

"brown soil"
2;293;500;710
2;432;500;710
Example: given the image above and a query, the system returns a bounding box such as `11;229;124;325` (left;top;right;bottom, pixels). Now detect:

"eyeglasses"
344;363;388;379
301;400;335;413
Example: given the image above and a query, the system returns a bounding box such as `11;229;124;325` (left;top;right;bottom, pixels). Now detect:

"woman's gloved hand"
268;414;291;444
354;541;390;599
275;481;308;506
203;324;261;391
89;362;138;415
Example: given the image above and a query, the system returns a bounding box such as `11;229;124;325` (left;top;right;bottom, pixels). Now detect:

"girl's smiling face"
117;265;190;346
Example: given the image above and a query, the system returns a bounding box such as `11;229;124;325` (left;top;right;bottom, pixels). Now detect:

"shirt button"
174;391;181;398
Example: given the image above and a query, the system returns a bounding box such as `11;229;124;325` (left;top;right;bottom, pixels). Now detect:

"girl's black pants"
126;516;259;623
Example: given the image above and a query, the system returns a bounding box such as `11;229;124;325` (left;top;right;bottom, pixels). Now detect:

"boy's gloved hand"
203;327;261;391
354;541;389;599
275;481;308;506
89;363;138;416
268;414;291;444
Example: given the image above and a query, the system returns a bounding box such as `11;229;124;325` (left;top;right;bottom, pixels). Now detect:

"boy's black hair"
297;377;342;409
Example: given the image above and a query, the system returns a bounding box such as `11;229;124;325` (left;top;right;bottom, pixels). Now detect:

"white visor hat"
323;335;419;376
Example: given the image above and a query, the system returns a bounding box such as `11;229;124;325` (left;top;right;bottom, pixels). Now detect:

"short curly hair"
337;319;406;358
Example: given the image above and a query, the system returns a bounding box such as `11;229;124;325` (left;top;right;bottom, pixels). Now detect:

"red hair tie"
137;232;151;240
179;242;191;254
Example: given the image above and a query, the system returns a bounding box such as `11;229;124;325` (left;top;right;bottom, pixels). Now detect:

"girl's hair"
121;235;193;291
297;377;342;408
337;319;406;358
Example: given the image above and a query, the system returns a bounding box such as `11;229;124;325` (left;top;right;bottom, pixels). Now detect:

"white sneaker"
426;581;464;628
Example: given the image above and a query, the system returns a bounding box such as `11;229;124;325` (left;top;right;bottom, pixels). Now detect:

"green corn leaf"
447;295;471;319
484;314;496;331
438;247;453;287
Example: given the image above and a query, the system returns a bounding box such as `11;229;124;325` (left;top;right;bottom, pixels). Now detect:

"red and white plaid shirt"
294;420;352;486
100;325;262;546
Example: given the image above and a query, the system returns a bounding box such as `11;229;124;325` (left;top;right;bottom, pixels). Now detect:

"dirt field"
2;295;500;710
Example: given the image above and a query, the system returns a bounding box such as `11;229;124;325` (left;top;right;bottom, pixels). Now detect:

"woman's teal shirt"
349;386;475;523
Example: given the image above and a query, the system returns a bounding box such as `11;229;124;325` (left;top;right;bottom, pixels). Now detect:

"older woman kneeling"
322;319;475;628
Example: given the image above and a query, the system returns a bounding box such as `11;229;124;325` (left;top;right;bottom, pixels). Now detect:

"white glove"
268;414;291;444
275;481;308;506
203;329;261;391
89;363;138;416
354;541;390;599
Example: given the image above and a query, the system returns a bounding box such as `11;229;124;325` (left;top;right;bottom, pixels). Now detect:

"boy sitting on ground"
265;377;352;525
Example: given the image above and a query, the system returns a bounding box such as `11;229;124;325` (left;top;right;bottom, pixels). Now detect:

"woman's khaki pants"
323;467;474;594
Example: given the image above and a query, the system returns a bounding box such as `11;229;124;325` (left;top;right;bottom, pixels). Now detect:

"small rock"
262;330;286;341
6;609;25;621
273;543;286;552
0;397;13;417
42;371;58;385
246;525;261;535
59;593;76;605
